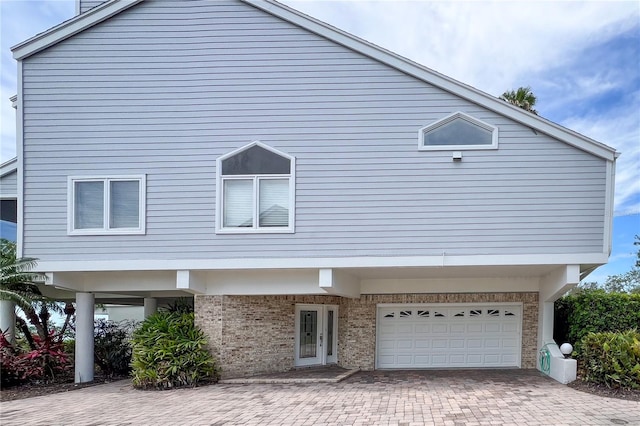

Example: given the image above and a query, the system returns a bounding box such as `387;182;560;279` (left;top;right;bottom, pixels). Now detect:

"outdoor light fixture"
560;343;573;358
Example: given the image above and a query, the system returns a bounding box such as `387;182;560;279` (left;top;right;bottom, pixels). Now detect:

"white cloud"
284;0;639;95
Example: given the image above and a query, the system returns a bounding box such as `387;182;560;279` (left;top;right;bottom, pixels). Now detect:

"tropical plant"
0;239;74;383
131;311;217;389
500;86;538;114
580;330;640;390
94;319;136;378
1;239;46;314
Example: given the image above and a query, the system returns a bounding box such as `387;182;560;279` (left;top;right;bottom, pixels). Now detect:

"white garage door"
377;304;521;368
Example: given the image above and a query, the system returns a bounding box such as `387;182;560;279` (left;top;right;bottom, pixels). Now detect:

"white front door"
295;304;338;367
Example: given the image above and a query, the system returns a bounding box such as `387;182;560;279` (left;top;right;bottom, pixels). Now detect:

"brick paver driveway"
1;370;638;425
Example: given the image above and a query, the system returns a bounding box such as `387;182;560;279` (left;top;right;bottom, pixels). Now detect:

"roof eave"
0;157;18;178
243;0;618;162
11;0;144;61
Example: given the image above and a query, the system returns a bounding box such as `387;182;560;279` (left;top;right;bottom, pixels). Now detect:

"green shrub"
130;312;217;390
554;289;640;350
581;330;640;390
94;319;136;378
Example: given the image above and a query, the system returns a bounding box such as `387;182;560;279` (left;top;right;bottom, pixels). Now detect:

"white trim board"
0;158;17;177
35;252;609;273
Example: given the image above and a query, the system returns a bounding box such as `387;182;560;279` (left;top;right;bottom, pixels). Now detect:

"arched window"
216;142;295;233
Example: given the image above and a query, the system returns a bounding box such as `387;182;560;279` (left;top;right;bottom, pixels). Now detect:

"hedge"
581;330;640;390
554;289;640;349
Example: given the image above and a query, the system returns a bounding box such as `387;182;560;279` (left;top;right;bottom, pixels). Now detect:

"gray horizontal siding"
79;0;106;14
21;0;607;261
0;170;17;197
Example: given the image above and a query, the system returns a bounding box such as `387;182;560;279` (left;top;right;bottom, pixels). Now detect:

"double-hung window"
68;176;146;235
217;142;295;233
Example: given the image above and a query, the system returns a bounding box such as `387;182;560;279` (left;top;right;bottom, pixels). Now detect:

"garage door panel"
378;340;395;350
450;339;465;349
485;323;501;332
432;324;448;333
397;355;413;364
450;324;465;333
415;324;430;333
502;323;518;332
415;339;430;349
467;323;483;333
485;338;500;348
397;339;413;349
377;304;521;368
433;339;451;349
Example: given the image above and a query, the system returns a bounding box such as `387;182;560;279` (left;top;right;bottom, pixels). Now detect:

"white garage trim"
376;303;523;369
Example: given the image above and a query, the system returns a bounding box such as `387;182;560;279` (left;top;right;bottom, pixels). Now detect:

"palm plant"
500;86;538;114
0;239;72;348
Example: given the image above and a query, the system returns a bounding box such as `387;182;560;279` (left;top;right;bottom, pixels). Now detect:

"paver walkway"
1;370;638;425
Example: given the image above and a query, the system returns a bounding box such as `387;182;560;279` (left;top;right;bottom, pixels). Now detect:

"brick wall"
195;295;341;378
195;292;538;378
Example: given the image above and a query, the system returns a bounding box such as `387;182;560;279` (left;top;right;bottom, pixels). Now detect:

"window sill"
68;229;146;236
215;227;295;235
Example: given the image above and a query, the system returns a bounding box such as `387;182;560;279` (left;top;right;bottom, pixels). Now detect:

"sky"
0;0;639;282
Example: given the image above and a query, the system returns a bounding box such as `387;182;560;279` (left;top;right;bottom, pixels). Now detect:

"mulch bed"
568;378;639;401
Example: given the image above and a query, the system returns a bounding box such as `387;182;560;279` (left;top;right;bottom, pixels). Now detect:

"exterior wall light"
560;343;573;358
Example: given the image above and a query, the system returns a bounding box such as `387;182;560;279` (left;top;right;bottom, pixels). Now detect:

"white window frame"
216;141;295;234
67;175;146;235
418;111;498;151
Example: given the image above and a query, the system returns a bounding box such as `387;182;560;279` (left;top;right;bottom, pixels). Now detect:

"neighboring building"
9;0;617;382
0;157;18;242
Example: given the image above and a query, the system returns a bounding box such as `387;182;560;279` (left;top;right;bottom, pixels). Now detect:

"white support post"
0;300;16;343
537;265;580;384
143;297;157;318
75;292;95;383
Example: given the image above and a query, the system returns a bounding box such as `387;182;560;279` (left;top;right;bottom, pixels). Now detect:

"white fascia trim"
0;158;17;178
603;159;616;256
16;62;24;257
36;253;609;273
11;0;144;60
242;0;617;161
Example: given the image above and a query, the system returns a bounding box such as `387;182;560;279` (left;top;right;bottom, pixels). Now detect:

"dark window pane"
0;199;17;223
424;118;492;146
299;310;317;358
222;145;290;175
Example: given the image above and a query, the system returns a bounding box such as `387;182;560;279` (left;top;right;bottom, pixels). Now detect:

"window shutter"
75;181;104;229
110;180;140;228
259;179;289;227
224;179;253;227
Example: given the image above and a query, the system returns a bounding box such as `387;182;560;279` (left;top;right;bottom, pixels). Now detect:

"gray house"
7;0;616;382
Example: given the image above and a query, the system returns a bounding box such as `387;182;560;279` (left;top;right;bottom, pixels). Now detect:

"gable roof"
11;0;618;161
